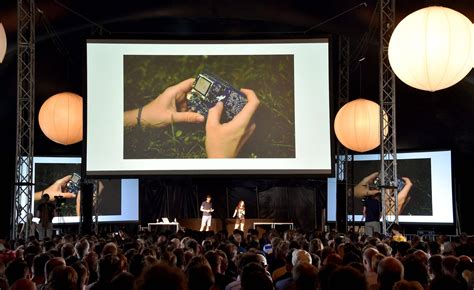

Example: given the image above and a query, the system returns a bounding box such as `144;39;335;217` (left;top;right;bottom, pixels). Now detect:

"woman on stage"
233;200;246;231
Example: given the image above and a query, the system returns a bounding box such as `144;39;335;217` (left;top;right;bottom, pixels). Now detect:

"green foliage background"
124;55;295;159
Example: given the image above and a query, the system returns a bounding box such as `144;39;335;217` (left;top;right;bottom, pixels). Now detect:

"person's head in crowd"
44;257;66;284
442;255;459;276
362;247;379;273
61;243;76;260
428;254;443;280
170;238;181;250
10;278;36;290
309;238;323;255
323;253;342;266
102;242;118;256
401;254;429;289
128;254;145;277
376;242;391;256
320;247;336;264
83;251;99;282
275;240;290;260
428;240;441;256
292;262;318;290
173;248;185;269
205;251;221;274
160;250;177;267
241;262;272;290
75;239;90;259
328;265;367;290
310;253;321;269
110;271;135;290
31;253;51;284
185;255;211;274
47;265;78;290
292;249;312;266
429;274;465;290
97;254;122;283
413;249;428;265
256;253;268;272
71;261;89;290
318;262;339;290
43;240;56;253
137;262;188;290
185;239;199;255
392;280;423;290
371;253;385;273
215;249;229;273
236;253;259;276
377;256;404;290
342;251;361;265
187;263;214;290
5;258;29;286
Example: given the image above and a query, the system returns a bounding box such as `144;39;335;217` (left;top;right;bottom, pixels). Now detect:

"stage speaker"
80;182;94;234
336;183;347;232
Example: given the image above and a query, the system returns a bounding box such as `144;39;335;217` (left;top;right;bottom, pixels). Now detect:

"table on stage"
147;222;180;232
253;222;294;230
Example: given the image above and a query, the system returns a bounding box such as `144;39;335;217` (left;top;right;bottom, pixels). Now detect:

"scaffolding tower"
336;35;354;232
12;0;36;239
379;0;399;234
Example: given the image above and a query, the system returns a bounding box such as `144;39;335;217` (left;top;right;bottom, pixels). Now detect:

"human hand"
397;177;413;214
354;172;381;198
35;175;76;200
205;88;259;158
139;78;205;128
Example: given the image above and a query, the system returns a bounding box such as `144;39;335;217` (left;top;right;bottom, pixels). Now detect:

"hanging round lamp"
388;6;473;92
38;92;83;145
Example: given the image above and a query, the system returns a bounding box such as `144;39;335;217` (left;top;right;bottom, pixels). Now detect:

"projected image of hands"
123;55;295;159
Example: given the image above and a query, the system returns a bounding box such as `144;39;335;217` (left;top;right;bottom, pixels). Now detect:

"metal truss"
336;35;354;231
13;0;36;239
379;0;399;234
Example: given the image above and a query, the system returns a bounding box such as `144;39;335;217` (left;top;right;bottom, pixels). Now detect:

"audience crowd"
1;225;474;290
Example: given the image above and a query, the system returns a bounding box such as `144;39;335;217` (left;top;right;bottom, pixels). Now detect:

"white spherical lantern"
0;23;6;63
388;6;473;92
334;99;388;153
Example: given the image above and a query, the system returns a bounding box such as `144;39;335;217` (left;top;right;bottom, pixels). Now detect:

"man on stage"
200;195;214;231
36;193;56;240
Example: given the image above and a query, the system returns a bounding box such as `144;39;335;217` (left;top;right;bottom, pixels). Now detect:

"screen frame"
84;38;335;177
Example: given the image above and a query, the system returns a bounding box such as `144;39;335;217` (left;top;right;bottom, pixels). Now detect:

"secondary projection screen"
32;157;139;223
327;151;454;223
86;39;332;175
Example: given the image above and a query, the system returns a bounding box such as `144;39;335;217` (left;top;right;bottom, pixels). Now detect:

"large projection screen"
86;39;332;175
327;151;454;224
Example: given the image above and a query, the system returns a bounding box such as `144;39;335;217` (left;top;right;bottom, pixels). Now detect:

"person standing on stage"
200;195;214;231
36;193;56;240
362;193;381;237
233;200;246;231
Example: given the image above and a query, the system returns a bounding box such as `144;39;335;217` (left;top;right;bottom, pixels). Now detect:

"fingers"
56;175;72;185
172;112;205;123
61;192;77;199
233;89;260;125
206;102;224;128
172;78;195;101
237;123;256;153
365;172;379;182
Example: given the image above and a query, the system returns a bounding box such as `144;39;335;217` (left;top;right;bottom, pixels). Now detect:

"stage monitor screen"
31;157;139;223
86;39;332;175
327;150;454;223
